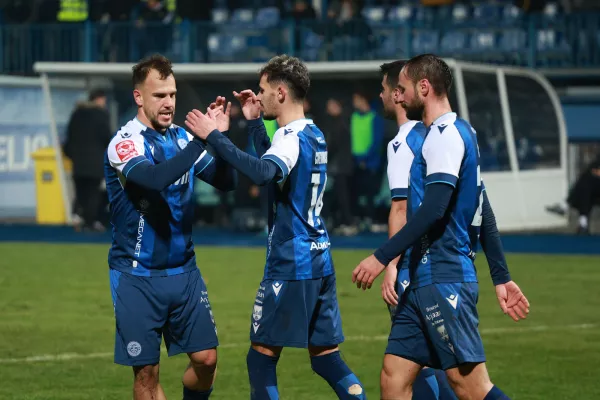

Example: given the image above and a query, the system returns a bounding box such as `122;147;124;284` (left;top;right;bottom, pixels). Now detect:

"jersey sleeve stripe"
425;172;458;188
123;156;148;177
194;153;214;176
262;154;289;182
391;188;408;199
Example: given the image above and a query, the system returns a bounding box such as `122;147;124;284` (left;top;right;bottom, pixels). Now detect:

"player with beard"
105;54;237;400
354;54;530;400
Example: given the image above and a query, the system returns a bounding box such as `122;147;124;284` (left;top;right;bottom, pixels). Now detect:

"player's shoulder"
278;118;314;138
109;118;146;147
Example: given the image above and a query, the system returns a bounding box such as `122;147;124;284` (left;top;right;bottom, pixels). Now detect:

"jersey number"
308;172;327;227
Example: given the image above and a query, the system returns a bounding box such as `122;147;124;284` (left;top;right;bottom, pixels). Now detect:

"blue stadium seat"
472;3;501;26
439;31;468;54
211;8;229;24
298;28;322;61
361;6;387;26
470;31;496;51
536;29;571;66
450;4;470;25
501;4;524;26
412;31;439;53
499;29;527;52
255;7;280;29
387;5;413;24
230;8;254;25
207;33;247;62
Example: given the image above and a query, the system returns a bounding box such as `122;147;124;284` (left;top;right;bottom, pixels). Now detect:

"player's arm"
373;127;464;266
107;134;205;191
247;117;272;158
479;187;511;285
188;132;237;192
204;129;288;186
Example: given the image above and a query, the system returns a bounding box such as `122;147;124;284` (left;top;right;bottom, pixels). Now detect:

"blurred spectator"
322;98;357;235
136;0;174;57
350;90;385;231
546;154;600;235
63;89;112;232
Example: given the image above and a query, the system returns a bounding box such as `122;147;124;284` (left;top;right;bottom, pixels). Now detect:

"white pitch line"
0;323;596;364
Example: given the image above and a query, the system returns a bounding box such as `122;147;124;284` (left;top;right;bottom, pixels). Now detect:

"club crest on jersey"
392;141;401;153
177;138;188;149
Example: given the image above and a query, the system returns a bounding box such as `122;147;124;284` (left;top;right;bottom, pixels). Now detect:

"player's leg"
420;283;509;399
109;269;167;399
382;287;435;399
133;364;167;400
247;279;288;400
163;269;219;399
434;369;459;400
308;274;366;399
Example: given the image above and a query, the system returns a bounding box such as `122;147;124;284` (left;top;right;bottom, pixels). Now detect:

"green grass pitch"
0;243;599;399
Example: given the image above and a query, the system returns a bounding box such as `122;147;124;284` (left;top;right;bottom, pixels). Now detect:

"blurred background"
0;0;599;237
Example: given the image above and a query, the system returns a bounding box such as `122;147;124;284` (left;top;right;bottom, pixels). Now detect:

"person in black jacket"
63;89;112;232
322;98;357;235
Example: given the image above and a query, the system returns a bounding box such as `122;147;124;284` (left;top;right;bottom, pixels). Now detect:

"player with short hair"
184;55;366;400
105;54;237;400
353;54;530;400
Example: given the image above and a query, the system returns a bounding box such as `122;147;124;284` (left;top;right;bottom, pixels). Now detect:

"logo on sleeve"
116;140;138;162
284;128;293;135
438;124;447;134
392;141;402;153
177;138;188;149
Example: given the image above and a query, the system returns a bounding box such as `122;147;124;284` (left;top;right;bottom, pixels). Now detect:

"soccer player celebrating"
184;55;366;400
353;54;530;400
105;54;237;400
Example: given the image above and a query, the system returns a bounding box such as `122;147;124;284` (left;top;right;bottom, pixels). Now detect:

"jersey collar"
432;112;456;126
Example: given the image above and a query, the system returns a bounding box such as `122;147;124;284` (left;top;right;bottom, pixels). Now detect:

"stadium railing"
2;9;600;75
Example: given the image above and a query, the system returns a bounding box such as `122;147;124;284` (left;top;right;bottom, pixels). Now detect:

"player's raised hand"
381;264;399;306
352;254;386;290
233;89;261;120
208;96;232;132
495;281;530;322
185;109;218;140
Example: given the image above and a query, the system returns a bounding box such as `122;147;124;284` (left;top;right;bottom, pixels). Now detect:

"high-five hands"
208;96;232;132
233;89;261;120
185;108;218;141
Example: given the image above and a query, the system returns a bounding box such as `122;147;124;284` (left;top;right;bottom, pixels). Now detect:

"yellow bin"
31;147;72;225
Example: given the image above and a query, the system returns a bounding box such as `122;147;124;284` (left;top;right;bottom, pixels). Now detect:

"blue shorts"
386;282;485;370
109;268;218;366
250;274;345;348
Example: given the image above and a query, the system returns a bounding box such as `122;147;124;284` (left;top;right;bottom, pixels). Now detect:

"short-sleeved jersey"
386;121;426;275
386;120;426;200
261;119;333;280
104;118;214;277
406;112;483;288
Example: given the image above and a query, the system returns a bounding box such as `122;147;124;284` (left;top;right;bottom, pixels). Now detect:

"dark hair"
132;54;174;87
88;88;106;101
259;55;310;101
403;54;453;96
379;60;406;89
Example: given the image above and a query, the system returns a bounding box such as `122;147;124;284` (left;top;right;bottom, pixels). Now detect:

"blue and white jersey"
261;119;333;280
105;118;214;277
406;112;482;288
386;121;426;291
387;120;426;200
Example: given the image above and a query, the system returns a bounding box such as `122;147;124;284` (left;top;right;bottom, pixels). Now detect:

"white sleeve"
185;131;213;174
422;125;465;187
107;132;146;175
387;140;414;199
261;127;299;181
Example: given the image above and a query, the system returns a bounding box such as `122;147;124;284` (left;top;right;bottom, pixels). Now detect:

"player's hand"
233;89;261;120
185;109;218;140
381;263;399;306
495;281;530;322
352;254;386;290
208;96;231;132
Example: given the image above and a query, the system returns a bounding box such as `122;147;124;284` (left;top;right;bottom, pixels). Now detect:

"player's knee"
133;364;159;388
380;356;412;394
189;349;218;372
